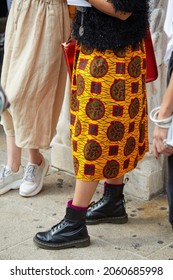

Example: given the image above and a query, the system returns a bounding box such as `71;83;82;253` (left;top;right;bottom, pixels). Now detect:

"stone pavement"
0;125;173;260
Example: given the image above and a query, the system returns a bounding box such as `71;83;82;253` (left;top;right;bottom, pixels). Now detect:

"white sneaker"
19;158;49;197
0;165;24;195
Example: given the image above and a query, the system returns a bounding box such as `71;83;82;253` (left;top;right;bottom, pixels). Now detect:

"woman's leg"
72;177;124;208
28;149;43;165
72;180;98;207
7;136;22;171
19;148;49;197
106;177;124;185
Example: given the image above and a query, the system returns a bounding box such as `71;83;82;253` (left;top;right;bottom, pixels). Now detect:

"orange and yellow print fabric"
70;43;149;181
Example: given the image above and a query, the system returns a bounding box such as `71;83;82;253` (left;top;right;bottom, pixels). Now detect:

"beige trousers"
1;0;70;149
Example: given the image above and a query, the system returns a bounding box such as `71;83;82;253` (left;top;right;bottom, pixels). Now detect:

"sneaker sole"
33;236;90;250
86;214;128;225
0;179;22;195
19;160;49;197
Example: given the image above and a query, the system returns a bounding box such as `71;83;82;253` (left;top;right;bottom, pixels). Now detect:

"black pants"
167;51;173;226
168;154;173;225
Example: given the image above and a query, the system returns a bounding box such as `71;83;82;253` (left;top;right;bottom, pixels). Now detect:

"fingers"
152;126;171;158
152;126;173;158
153;140;159;159
153;138;173;157
162;145;173;156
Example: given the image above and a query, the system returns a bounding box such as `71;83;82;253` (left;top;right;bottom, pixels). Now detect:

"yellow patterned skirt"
70;42;149;181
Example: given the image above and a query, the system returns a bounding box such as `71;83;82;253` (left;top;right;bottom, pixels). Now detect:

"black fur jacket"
72;0;150;52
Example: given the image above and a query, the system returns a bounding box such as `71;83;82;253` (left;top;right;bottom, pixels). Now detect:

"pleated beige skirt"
1;0;70;148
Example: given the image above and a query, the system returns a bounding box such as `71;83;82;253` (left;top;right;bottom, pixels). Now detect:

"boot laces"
89;196;105;209
89;186;111;209
51;219;66;231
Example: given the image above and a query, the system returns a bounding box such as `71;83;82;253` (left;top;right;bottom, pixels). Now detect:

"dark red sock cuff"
67;199;88;211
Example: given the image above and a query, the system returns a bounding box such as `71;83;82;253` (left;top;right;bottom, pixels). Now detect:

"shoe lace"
51;219;66;232
0;165;6;179
23;165;37;182
88;197;105;210
0;165;11;179
88;187;110;209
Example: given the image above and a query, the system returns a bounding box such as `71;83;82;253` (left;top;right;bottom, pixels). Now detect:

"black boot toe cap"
35;230;51;242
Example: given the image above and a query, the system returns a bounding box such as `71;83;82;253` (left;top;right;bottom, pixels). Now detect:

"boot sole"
86;214;128;225
33;236;90;250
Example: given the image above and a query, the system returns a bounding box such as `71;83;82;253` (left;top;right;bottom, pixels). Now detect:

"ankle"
28;151;43;166
103;182;125;201
7;165;21;173
28;157;43;166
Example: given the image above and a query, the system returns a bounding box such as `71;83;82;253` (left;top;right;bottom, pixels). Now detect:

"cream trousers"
1;0;70;148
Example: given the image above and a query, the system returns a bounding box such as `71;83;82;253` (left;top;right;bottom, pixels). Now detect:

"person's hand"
153;125;173;158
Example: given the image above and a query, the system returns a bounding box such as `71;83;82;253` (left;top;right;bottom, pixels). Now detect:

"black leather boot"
86;182;128;225
33;201;90;250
